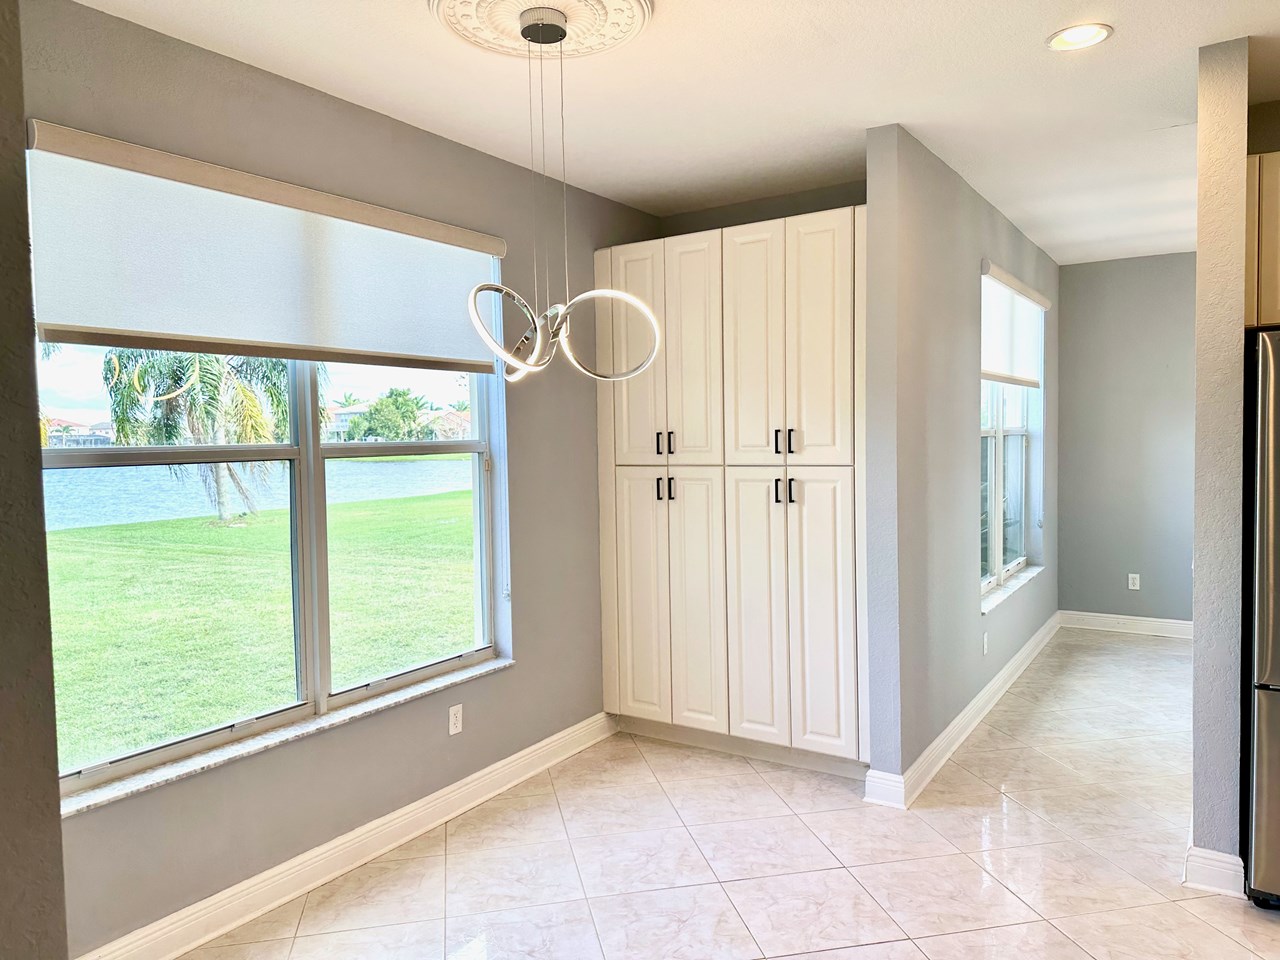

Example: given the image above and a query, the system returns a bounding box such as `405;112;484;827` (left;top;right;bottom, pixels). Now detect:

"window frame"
981;379;1031;595
45;348;497;795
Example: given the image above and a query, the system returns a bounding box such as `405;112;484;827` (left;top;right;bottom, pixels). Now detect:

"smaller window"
980;273;1044;595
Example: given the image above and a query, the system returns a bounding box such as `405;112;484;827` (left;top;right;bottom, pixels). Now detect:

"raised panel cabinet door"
667;467;729;733
725;467;791;746
724;220;787;466
665;231;724;464
612;240;668;465
786;467;857;758
785;209;853;465
615;467;672;723
1249;155;1260;328
1263;154;1280;328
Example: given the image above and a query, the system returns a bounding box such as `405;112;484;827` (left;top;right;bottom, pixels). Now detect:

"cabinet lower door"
665;232;724;465
725;467;791;746
785;209;853;466
668;467;728;733
612;240;668;466
615;467;672;722
786;467;857;757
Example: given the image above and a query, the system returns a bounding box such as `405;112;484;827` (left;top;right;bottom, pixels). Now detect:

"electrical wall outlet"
449;704;463;736
1128;573;1140;591
983;631;989;656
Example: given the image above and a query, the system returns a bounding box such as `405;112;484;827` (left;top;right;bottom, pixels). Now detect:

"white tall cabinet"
597;206;865;761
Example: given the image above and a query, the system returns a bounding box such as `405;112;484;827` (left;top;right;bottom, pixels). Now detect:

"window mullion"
294;361;332;715
993;408;1006;586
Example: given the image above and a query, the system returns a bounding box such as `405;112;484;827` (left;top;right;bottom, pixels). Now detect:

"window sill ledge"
981;565;1044;615
61;656;515;818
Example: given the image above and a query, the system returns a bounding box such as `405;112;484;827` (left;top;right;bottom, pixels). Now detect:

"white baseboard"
1184;846;1246;898
76;712;618;960
1058;610;1192;640
864;611;1061;810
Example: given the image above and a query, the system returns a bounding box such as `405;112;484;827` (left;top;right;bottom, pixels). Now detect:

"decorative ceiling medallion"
428;0;652;58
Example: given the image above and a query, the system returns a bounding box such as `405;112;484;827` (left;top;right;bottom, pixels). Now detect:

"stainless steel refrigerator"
1250;331;1280;904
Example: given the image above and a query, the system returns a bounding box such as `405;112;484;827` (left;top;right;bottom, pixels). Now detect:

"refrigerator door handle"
1259;333;1280;686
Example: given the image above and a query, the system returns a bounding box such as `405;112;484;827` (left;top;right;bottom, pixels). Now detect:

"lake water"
43;457;474;531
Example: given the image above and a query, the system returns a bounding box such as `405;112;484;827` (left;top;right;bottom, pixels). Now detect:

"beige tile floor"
182;627;1280;959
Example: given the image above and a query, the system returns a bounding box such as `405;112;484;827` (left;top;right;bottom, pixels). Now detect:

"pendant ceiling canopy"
427;0;652;58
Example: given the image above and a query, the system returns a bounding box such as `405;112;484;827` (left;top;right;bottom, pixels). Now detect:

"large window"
980;271;1045;594
39;344;494;787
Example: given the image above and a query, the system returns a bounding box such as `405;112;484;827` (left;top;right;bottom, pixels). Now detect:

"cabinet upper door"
664;232;724;464
612;240;668;465
725;467;791;746
667;467;728;734
724;220;787;466
615;467;672;723
785;209;853;465
786;467;856;758
1261;154;1280;329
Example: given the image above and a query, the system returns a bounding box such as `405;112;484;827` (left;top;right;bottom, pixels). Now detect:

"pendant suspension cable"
559;39;569;306
526;38;540;318
538;33;551;314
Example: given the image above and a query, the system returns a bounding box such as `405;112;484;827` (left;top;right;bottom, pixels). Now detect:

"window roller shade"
980;273;1044;389
26;127;502;373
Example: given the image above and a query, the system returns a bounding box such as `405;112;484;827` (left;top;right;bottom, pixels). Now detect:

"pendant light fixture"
433;2;660;383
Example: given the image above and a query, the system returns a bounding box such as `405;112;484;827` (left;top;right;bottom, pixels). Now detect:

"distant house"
429;408;472;441
46;418;113;447
323;403;370;443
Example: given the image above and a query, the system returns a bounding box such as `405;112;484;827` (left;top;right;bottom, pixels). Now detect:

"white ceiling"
72;0;1280;264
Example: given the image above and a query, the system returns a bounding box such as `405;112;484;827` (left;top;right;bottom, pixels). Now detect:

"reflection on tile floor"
183;628;1276;959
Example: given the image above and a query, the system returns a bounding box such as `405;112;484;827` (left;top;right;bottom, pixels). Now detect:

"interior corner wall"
865;124;1059;775
657;179;868;236
19;0;660;954
0;0;69;956
1192;37;1249;861
1059;254;1196;622
1248;100;1280;155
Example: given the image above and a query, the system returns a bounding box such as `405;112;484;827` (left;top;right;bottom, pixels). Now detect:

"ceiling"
72;0;1280;264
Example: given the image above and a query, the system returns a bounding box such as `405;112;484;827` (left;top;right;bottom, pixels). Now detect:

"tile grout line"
547;760;609;960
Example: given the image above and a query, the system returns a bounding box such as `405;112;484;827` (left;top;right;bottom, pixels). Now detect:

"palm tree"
55;424;74;446
337;392;360;407
105;350;289;521
449;399;470;412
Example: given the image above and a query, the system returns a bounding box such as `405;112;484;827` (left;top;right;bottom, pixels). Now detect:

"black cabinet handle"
787;478;796;503
667;476;675;500
656;432;663;456
667;430;675;454
774;478;782;504
787;428;796;454
656;477;664;500
774;429;782;455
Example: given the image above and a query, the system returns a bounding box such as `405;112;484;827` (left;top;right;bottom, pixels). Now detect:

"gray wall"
1059;254;1195;622
0;0;69;955
20;1;659;954
1192;38;1249;860
865;124;1059;774
658;179;867;236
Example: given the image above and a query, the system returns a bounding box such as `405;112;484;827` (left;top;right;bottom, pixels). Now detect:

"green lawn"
47;490;476;773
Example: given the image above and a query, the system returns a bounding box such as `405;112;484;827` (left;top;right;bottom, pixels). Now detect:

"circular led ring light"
556;288;661;382
468;283;553;375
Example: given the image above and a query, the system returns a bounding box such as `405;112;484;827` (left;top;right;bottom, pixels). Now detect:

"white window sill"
61;656;515;818
981;565;1044;615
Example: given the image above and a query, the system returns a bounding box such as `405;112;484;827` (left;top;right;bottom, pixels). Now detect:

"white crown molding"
75;713;617;960
865;612;1061;810
1184;846;1246;899
1058;610;1192;640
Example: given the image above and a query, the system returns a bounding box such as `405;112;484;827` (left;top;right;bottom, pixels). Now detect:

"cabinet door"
786;467;856;757
612;241;668;465
668;467;728;733
615;467;672;722
1249;155;1260;328
724;220;787;466
665;232;724;464
785;209;853;465
725;467;791;745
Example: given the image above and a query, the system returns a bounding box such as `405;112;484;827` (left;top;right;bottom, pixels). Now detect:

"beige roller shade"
26;121;504;373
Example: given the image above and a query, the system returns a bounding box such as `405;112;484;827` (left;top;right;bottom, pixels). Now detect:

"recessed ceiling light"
1046;22;1113;52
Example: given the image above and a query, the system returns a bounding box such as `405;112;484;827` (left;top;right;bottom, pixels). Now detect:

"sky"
36;344;472;427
